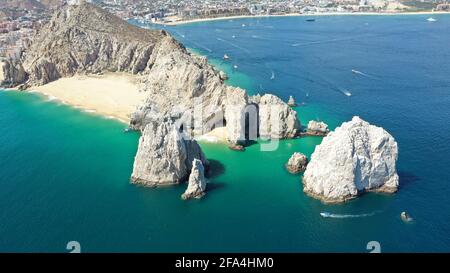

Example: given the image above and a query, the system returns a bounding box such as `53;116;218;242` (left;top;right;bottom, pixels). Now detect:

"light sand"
155;11;450;26
33;73;145;123
25;72;228;142
196;127;228;143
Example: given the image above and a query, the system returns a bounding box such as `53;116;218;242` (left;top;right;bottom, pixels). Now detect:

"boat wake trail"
176;32;212;53
291;37;354;47
174;31;185;38
351;69;377;79
190;41;213;53
320;211;381;219
217;37;250;53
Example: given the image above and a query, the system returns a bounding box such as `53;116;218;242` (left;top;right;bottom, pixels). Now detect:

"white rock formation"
303;116;399;203
258;94;300;139
131;118;208;186
286;152;308;174
248;94;261;104
181;159;207;200
219;71;228;80
224;87;249;144
306;120;329;135
287;95;296;107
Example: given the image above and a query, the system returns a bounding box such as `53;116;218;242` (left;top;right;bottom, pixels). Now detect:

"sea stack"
258;94;300;139
285;152;308;174
181;159;207;200
287;96;296;107
131;118;208;186
303;116;399;203
305;120;329;136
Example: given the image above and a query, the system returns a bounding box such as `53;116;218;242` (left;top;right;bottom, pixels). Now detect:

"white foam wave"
351;69;377;79
320;211;380;218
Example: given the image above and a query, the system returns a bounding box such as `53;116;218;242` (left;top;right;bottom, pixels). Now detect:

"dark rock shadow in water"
206;159;225;179
398;171;420;190
206;182;226;193
244;140;258;147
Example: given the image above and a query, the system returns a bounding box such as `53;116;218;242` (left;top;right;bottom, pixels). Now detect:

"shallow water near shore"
1;14;450;252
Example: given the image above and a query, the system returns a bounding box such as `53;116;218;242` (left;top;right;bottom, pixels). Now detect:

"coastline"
3;71;231;141
30;73;145;124
154;11;450;26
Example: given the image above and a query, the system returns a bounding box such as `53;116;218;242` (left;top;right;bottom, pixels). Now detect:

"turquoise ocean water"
1;14;450;252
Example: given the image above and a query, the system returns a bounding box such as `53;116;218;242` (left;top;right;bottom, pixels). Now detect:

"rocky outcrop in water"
258;94;300;139
219;71;228;80
287;96;296;107
181;159;207;200
305;120;329;136
131;117;208;186
303;116;399;203
286;152;308;174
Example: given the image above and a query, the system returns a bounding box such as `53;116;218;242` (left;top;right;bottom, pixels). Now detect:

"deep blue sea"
1;14;449;252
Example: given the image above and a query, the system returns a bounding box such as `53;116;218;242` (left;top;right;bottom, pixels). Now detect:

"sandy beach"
32;73;145;123
154;11;450;26
196;127;228;143
29;73;230;141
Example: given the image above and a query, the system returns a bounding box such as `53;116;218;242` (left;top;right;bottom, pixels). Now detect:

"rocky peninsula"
1;2;300;193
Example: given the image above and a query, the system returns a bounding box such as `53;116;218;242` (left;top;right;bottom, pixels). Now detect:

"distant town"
1;0;450;60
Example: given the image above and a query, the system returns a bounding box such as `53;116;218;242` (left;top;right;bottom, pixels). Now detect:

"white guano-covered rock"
181;159;207;200
303;116;399;203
